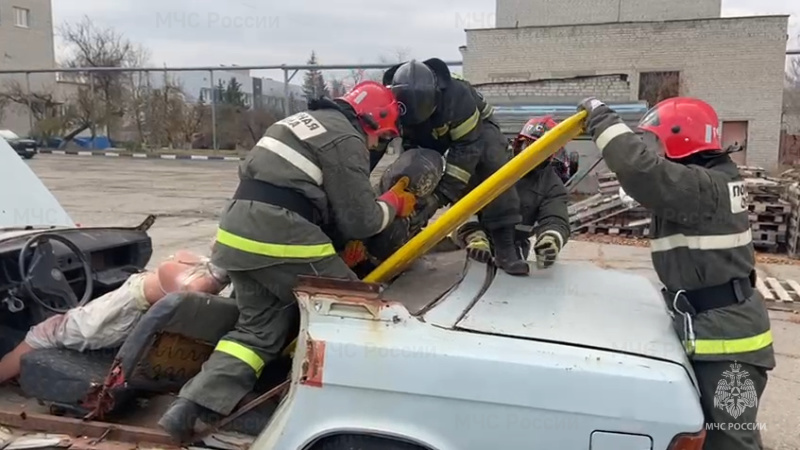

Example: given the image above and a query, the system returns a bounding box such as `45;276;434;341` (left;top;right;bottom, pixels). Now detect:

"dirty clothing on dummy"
452;162;570;263
379;60;524;274
0;250;228;384
179;100;400;418
583;103;774;450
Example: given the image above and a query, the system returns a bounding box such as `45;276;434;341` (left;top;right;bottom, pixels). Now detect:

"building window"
14;7;30;28
638;71;680;108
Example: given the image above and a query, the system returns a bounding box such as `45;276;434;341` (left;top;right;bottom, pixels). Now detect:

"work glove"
577;97;612;141
341;240;368;268
378;186;416;218
618;186;637;208
533;231;563;269
577;97;606;115
464;229;493;264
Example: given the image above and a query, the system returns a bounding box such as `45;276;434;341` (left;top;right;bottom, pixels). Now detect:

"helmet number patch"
727;181;748;214
276;112;327;140
353;91;368;104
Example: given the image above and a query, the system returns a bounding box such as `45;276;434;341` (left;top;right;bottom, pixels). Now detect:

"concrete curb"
38;149;243;161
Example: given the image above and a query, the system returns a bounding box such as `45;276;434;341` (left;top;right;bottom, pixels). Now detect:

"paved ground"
27;154;800;449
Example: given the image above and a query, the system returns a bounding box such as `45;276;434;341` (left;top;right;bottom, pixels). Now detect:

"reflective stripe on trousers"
693;330;773;356
215;340;265;377
216;228;336;258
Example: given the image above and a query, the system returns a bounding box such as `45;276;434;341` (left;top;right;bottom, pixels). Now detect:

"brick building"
460;0;789;170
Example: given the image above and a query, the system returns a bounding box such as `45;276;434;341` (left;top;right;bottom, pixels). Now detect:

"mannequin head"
142;250;229;304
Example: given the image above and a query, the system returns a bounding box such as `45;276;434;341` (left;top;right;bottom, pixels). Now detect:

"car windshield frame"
0;138;75;230
0;129;20;140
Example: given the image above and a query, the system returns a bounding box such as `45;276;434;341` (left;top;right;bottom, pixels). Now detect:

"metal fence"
2;50;800;152
0;62;463;151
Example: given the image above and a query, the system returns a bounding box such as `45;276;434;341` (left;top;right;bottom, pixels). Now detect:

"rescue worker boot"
158;397;221;444
489;227;530;276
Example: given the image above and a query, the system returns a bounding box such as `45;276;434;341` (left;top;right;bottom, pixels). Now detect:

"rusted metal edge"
0;411;177;446
294;275;382;298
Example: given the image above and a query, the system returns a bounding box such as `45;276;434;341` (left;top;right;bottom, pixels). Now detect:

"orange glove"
378;187;416;218
341;240;368;268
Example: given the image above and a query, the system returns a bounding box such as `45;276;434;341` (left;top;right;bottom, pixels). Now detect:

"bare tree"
58;16;148;140
787;56;800;89
364;48;412;82
328;77;347;97
0;81;72;139
0;96;7;125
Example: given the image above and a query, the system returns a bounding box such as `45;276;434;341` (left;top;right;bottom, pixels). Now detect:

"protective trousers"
178;256;356;415
694;360;768;450
467;122;522;231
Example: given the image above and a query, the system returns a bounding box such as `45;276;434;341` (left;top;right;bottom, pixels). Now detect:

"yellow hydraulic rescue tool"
364;110;588;283
283;111;586;358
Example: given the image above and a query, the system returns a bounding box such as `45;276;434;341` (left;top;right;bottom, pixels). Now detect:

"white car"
0;138;705;450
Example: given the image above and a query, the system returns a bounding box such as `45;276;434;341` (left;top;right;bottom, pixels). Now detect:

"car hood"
422;259;691;368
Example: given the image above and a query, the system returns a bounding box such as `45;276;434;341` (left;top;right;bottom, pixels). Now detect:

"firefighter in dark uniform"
579;96;774;450
158;81;416;443
379;58;529;275
452;117;570;268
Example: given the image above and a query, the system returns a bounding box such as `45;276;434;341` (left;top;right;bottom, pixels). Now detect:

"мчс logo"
713;362;759;419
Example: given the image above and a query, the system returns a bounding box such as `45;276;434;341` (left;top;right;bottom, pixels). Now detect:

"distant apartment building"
150;67;306;115
0;0;57;135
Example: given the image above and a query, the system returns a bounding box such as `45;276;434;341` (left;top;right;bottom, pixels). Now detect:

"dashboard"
0;227;152;329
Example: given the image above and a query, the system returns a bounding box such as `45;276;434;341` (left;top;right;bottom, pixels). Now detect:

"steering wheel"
18;233;94;314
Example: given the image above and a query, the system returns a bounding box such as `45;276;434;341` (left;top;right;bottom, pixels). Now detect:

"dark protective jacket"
211;105;398;271
381;66;495;204
515;164;570;248
453;163;569;252
585;106;774;369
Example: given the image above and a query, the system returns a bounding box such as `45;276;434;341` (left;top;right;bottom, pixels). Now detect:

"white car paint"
253;256;705;450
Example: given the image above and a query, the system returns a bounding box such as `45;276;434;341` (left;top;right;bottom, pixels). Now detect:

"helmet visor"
638;106;660;129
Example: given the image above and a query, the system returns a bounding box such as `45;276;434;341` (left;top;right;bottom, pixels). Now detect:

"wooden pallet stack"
744;176;791;252
568;172;652;236
570;167;799;249
755;274;800;304
597;172;621;195
783;181;800;258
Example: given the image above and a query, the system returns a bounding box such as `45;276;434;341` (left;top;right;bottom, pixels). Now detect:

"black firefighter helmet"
383;60;438;126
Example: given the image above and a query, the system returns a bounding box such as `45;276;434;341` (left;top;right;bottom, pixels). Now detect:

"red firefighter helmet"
338;81;401;138
637;97;721;160
513;116;570;181
519;116;558;142
513;116;559;153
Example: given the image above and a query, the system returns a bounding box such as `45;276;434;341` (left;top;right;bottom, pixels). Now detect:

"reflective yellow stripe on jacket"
216;228;336;259
694;330;773;356
215;340;265;376
450;108;480;141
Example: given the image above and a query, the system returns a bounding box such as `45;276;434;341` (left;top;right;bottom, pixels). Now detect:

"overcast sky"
51;0;799;81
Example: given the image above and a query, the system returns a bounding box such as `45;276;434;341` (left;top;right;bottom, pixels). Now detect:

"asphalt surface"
27;154;800;449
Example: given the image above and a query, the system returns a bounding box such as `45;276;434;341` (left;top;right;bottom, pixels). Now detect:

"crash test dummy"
579;96;774;450
159;81;416;443
0;250;229;385
452;116;570;269
379;58;529;276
